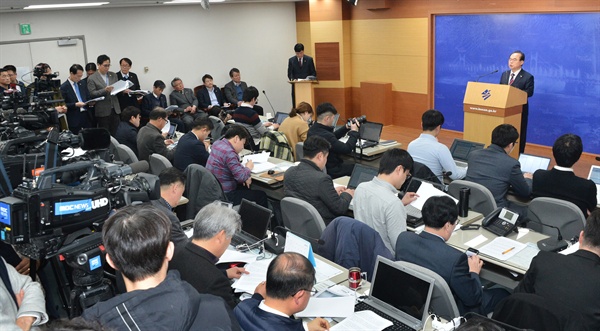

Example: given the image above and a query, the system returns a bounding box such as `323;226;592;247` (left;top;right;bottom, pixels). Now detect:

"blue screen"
434;13;600;154
0;201;10;226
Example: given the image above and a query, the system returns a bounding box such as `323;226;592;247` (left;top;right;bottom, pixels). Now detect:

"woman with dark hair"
278;102;313;160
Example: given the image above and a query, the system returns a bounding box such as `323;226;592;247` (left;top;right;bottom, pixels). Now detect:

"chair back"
281;197;326;239
180;164;227;220
526;197;586;240
260;131;294;162
109;136;120;161
448;180;497;216
193;85;204;96
115;144;139;164
413;161;442;184
208;116;225;141
295;142;304;161
149;153;172;175
395;261;460;320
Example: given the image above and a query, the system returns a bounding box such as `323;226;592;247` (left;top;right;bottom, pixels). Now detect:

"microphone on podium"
476;69;499;82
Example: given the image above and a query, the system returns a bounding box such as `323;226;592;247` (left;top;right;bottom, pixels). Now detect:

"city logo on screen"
481;89;491;100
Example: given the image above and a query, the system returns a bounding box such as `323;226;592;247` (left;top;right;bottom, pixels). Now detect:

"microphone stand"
261;90;277;116
526;218;569;252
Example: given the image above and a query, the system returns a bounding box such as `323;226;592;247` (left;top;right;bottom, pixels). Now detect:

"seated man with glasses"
234;252;330;331
137;107;176;162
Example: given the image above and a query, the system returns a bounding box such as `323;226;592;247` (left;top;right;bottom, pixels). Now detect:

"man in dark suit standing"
396;196;509;315
287;43;317;106
116;57;141;110
500;50;534;154
59;64;92;134
87;54;121;136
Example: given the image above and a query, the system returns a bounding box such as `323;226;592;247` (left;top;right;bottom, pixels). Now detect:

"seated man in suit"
396;196;509;315
174;117;214;170
514;210;600;329
234;252;329;331
170;77;205;132
141;80;167;125
81;205;239;330
407;109;466;182
465;124;532;211
206;124;268;207
532;133;597;216
306;102;359;179
197;74;230;116
232;86;277;146
114;106;141;156
136;107;176;162
149;167;189;247
223;68;264;115
170;202;265;309
284;135;353;225
59;64;92;134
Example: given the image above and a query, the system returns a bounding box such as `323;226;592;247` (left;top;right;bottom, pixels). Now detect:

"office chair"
526;197;586;240
412;161;442;185
295;142;304;161
149;153;172;175
448;180;497;216
208;116;225;141
395;261;460;320
109;136;120;161
281;197;326;240
115;144;139;164
179;164;227;220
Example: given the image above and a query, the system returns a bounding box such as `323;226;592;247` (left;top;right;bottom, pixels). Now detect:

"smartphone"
466;247;479;257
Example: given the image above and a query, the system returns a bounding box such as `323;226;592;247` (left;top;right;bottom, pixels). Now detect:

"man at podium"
500;50;534;154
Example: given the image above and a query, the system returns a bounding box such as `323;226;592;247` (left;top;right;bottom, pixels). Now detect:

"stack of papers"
242;151;277;174
330;311;393;330
409;182;458;210
478;237;527;261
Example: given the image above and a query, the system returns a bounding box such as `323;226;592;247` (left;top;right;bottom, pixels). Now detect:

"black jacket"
307;122;359;173
115;121;139;156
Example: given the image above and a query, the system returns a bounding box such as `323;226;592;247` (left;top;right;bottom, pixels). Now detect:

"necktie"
73;82;82;102
123;75;128;80
299;57;303;67
105;75;109;86
509;73;515;85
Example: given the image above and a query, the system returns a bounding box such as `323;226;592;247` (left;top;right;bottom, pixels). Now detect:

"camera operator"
27;63;67;114
307;102;360;179
59;64;93;134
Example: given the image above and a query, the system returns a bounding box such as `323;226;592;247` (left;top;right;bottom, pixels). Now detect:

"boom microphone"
476;69;499;82
262;90;276;115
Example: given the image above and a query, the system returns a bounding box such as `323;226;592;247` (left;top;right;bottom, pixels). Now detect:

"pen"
502;247;515;255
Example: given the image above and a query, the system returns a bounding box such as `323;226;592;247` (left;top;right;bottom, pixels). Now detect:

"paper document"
243;151;270;163
330;310;393;331
478;237;527;261
560;242;579;255
295;297;355;318
110;80;133;95
506;242;540;270
85;96;105;104
165;105;180;112
219;249;259;265
409;182;458;210
464;234;488;248
249;161;277;174
314;258;343;283
231;257;273;294
128;89;149;96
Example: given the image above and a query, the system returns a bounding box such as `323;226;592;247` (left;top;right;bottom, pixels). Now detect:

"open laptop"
588;165;600;207
231;199;272;247
518;153;551;174
269;112;289;125
166;123;178;139
347;164;378;190
357;122;383;149
449;139;484;168
354;256;435;331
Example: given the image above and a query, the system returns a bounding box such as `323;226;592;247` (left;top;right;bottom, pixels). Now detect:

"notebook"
518;153;551;174
357;122;384;149
449;139;484;168
587;165;600;207
347;164;379;190
354;256;435;331
231;199;272;247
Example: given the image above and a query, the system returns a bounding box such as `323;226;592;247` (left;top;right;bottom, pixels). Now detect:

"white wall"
0;2;297;113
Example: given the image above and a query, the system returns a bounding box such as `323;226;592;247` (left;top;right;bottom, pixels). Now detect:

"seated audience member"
0;257;48;330
223;68;264;115
206;124;268;207
141;80;167;124
232;86;277;145
407;109;466;181
465;124;532;210
81;205;239;330
278;102;313;159
514;209;600;330
173;118;214;170
197;74;230;115
59;64;93;134
532;133;597;216
396;196;509;315
149;167;189;247
234;252;330;331
116;57;141;110
169;77;205;132
114;106;141;156
307;102;359;179
284;135;353;225
170;202;260;309
354;148;418;254
136;107;176;162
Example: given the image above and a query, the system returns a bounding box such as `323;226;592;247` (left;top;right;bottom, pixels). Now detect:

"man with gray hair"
169;202;265;308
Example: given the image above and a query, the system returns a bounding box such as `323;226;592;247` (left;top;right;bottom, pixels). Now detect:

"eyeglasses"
101;64;111;68
294;288;318;297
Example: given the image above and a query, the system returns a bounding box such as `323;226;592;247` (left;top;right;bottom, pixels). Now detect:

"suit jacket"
114;121;139;156
197;86;225;109
532;168;597;216
396;231;484;314
141;93;167;118
287;55;317;80
169;242;238;309
307;122;359;174
514;250;600;330
173;131;209;170
223;81;248;105
465;144;532;207
500;69;534;97
169;88;198;110
116;71;141;110
59;79;90;131
87;71;121;117
148;199;188;247
136;123;175;162
234;294;304;331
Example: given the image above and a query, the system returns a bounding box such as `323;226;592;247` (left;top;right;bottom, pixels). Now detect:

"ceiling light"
24;2;109;10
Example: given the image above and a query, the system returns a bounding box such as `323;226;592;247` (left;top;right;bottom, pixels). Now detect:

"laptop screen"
450;139;484;162
518;153;551;173
359;122;383;142
347;164;378;189
588;165;600;185
237;199;272;239
273;112;290;125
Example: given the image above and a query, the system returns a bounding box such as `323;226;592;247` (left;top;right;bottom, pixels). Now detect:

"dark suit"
173;131;209;170
223;81;248;105
148;199;188;247
169;88;205;132
197;86;225;110
514;249;600;330
500;69;534;153
287;55;317;80
59;79;92;134
116;71;141;110
169;242;238;309
114;121;139;156
307;122;358;179
136;122;175;162
141;93;167;118
396;231;509;315
532;168;597;216
87;71;121;135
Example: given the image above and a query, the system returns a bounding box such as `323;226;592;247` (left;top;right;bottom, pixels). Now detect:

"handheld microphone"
476;69;499;82
526;218;568;252
262;90;276;115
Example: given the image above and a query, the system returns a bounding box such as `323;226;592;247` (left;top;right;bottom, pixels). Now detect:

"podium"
463;82;527;159
289;80;318;108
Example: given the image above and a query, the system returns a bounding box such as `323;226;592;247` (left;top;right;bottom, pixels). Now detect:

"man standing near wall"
287;43;317;106
88;54;121;136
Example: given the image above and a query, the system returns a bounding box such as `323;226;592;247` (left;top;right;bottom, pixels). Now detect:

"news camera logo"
55;198;109;216
481;89;492;100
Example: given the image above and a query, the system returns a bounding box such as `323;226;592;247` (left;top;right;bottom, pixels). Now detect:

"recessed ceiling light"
24;2;109;10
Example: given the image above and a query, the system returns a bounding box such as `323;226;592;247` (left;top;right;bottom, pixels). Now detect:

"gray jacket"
87;71;121;117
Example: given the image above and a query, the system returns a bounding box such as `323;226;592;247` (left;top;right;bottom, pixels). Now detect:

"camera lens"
77;253;88;265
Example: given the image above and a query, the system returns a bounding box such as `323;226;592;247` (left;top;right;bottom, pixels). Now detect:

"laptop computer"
347;164;379;190
357;122;384;149
354;256;435;331
270;112;289;125
518;153;551;174
587;165;600;207
231;199;272;247
449;139;484;168
166;123;177;139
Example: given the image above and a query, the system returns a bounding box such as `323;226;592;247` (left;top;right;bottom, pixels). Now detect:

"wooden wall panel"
314;87;354;121
315;42;340;81
360;82;392;125
392;92;429;129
